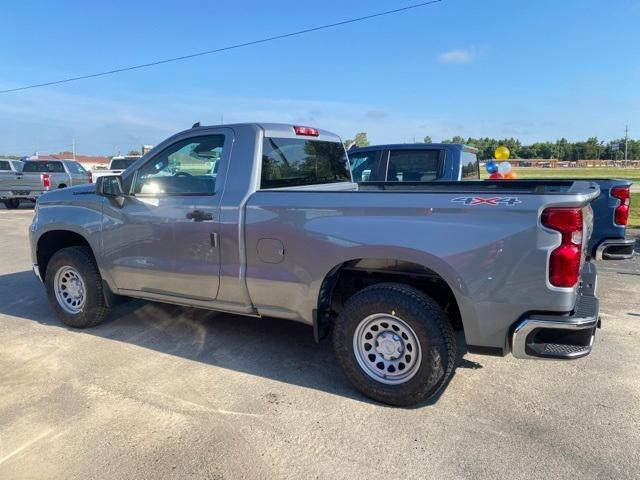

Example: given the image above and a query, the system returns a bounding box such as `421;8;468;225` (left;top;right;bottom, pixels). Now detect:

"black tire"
3;199;20;209
44;246;110;328
58;184;67;189
333;283;456;406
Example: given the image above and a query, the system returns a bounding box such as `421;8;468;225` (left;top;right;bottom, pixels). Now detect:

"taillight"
41;173;51;188
611;186;630;226
88;171;93;183
293;125;319;136
541;207;583;288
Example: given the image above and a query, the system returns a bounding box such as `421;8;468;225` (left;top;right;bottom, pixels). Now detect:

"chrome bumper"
512;263;599;360
595;238;636;260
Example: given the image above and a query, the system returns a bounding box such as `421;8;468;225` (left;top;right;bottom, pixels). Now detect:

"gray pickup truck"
0;158;24;209
1;159;91;208
29;123;601;405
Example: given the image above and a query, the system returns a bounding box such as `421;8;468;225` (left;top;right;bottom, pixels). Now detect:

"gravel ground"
1;205;639;480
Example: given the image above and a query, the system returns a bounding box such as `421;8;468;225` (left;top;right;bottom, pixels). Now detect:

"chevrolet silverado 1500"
30;123;601;405
2;159;91;208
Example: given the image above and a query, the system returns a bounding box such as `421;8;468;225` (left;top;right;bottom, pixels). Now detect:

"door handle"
186;210;213;221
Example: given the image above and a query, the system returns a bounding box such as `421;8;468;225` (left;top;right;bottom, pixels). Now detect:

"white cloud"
437;47;476;64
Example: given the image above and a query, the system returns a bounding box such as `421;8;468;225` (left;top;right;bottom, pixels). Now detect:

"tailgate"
12;173;44;191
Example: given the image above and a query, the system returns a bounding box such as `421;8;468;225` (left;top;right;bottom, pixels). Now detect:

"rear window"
110;158;137;170
387;150;441;182
460;151;479;180
261;137;350;189
0;160;10;171
66;162;87;174
23;161;65;173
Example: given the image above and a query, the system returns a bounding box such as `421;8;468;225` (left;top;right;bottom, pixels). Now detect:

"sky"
1;0;639;155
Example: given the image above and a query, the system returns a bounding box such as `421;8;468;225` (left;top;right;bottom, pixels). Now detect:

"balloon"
494;146;510;160
504;170;517;179
488;172;503;179
485;161;498;174
497;161;512;175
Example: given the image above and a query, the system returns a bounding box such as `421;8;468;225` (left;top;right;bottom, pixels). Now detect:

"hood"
38;183;96;203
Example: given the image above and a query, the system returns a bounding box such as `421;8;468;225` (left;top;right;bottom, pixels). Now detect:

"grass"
630;193;640;229
481;167;640;181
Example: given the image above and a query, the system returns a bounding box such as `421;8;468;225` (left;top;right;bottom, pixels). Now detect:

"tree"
353;132;369;147
423;135;432;144
127;149;141;156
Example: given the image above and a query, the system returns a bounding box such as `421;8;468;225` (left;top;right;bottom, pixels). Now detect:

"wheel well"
316;259;462;340
58;184;67;189
37;230;93;279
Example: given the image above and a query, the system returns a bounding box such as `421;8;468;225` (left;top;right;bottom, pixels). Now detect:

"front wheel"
2;199;20;209
333;283;456;406
44;246;110;328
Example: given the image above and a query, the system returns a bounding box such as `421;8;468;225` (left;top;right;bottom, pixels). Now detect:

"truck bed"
358;179;599;195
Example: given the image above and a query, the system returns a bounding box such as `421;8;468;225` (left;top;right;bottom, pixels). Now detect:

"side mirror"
96;175;125;207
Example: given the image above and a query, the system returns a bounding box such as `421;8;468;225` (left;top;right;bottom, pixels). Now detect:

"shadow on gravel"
0;269;481;407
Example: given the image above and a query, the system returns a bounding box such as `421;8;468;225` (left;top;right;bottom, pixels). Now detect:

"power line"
0;0;442;94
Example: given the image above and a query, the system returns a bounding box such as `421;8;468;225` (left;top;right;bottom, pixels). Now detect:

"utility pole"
72;139;76;161
624;125;628;164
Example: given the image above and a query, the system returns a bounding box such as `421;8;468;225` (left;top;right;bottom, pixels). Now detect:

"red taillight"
293;125;319;136
41;173;51;188
541;207;583;288
88;171;93;183
611;186;630;226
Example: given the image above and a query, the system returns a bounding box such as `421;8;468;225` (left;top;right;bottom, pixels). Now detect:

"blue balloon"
486;161;498;174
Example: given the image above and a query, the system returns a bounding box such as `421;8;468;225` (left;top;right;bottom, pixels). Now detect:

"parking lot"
1;204;639;480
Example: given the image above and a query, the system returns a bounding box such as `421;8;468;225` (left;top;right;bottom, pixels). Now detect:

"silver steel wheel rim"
353;313;422;385
54;266;86;314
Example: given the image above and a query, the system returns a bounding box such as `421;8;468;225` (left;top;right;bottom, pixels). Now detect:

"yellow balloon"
494;146;510;160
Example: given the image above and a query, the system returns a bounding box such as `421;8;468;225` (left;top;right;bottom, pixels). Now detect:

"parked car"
2;159;91;207
349;143;634;260
30;123;600;406
0;158;24;209
91;155;140;182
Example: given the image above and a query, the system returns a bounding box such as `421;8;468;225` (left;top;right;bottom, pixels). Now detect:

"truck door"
101;130;231;301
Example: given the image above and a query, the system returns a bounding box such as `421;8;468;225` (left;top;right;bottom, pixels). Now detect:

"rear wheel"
333;283;456;406
44;246;110;328
2;199;19;209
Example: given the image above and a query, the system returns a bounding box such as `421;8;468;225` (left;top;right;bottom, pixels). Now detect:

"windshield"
110;158;137;170
261;137;351;189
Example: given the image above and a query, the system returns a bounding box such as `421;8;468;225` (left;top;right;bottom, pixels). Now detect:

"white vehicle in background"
91;156;140;181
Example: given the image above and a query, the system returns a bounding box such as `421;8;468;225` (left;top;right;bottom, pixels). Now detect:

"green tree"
127;149;141;156
354;132;370;147
423;135;432;143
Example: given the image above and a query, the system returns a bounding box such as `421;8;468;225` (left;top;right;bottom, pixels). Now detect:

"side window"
460;151;479;180
349;151;380;182
134;135;224;195
0;160;10;171
387;150;440;182
66;162;86;174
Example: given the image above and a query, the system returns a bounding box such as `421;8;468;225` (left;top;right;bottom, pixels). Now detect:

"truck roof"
188;122;343;143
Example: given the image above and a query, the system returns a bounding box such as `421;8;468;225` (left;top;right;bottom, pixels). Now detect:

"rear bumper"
595;238;636;260
512;263;599;360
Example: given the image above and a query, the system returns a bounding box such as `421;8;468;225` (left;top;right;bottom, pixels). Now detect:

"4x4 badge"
451;196;522;206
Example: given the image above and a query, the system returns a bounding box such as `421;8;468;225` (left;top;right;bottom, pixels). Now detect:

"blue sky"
1;0;638;155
